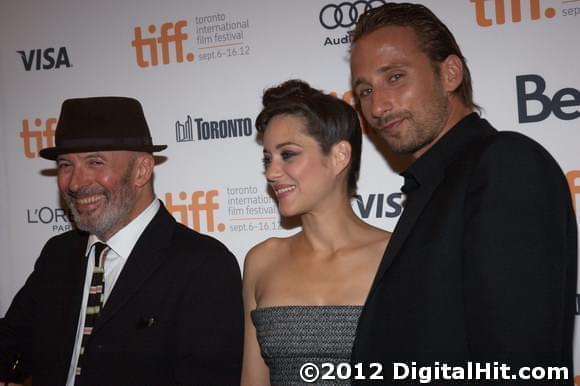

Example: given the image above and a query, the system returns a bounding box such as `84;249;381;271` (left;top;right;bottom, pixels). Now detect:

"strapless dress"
251;305;363;385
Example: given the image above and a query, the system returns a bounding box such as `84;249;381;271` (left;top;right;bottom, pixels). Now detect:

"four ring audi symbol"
319;0;386;30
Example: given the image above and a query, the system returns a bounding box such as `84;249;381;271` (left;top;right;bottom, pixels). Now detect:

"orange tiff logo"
328;89;371;135
131;20;195;68
567;170;580;215
20;118;57;159
164;190;225;233
471;0;556;27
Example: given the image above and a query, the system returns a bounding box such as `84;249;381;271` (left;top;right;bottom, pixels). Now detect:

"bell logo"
20;118;57;159
516;74;579;123
131;20;195;68
17;47;72;71
164;190;225;233
471;0;556;27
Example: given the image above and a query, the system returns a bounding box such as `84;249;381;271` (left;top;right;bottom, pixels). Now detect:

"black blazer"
352;114;577;385
0;202;244;386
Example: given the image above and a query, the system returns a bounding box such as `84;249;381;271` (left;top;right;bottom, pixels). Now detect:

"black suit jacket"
352;114;577;385
0;202;244;386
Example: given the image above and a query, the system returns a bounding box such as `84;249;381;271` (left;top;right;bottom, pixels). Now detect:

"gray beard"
63;171;136;239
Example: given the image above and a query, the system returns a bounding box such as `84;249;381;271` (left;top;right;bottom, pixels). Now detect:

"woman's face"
262;114;336;217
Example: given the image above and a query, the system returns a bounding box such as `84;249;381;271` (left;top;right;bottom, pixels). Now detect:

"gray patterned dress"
251;305;362;385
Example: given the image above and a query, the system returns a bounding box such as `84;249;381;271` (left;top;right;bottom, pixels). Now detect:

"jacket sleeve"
171;240;244;385
462;133;577;384
0;241;54;382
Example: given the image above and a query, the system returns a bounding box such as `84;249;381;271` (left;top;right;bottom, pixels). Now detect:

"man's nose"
370;90;393;119
67;166;89;192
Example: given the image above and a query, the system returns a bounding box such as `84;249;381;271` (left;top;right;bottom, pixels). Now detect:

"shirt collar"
401;112;494;190
85;198;160;259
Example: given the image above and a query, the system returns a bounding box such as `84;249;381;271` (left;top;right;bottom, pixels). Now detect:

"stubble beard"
375;81;449;155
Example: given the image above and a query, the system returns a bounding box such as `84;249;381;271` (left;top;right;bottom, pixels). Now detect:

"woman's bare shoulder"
243;234;297;277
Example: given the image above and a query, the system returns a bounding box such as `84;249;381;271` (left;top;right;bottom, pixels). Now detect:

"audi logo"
319;0;387;30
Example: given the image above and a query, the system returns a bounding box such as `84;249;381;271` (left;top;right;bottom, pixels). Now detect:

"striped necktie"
75;242;110;379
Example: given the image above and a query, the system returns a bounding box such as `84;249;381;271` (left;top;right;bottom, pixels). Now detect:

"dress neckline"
252;304;363;313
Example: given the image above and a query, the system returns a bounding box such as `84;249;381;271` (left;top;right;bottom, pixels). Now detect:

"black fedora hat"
39;96;167;160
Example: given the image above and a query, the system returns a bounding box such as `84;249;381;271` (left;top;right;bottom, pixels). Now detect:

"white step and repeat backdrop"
1;0;579;380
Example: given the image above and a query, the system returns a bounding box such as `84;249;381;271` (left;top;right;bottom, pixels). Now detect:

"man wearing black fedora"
0;97;244;386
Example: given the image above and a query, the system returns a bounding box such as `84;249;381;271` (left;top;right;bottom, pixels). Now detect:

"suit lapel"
94;205;175;330
59;232;89;379
65;233;90;323
365;114;496;302
366;174;443;301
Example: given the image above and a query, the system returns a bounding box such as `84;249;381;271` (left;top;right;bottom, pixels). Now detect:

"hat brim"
39;144;167;160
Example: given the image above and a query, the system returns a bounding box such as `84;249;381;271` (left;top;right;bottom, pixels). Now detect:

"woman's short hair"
256;79;362;197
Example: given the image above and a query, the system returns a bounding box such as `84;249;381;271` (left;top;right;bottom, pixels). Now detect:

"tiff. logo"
164;191;225;232
20;117;57;159
567;171;580;217
471;0;556;27
131;20;195;68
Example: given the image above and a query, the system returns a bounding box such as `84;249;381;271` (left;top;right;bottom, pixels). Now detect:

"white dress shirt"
65;198;160;386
